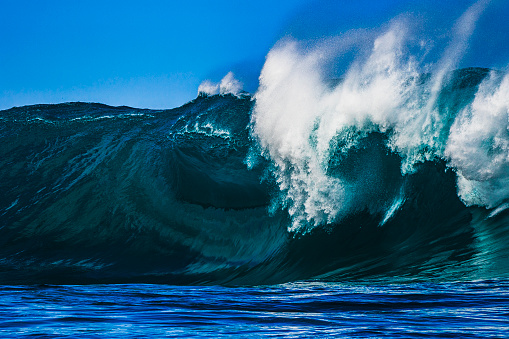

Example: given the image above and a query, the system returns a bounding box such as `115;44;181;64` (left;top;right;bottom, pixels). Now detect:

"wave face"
2;12;509;285
1;70;508;285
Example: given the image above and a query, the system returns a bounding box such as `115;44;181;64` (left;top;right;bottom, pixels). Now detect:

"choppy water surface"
1;281;508;338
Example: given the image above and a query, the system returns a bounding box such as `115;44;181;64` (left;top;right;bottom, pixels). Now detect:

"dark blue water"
1;281;508;338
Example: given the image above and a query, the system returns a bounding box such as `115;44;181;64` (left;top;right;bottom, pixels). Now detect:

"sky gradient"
1;0;508;110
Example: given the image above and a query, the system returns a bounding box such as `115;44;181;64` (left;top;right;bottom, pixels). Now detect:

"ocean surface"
1;281;509;338
2;12;509;336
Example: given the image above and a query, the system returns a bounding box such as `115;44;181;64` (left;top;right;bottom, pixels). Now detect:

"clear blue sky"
1;0;508;109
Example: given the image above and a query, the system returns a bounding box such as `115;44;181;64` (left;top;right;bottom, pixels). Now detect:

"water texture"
1;281;508;338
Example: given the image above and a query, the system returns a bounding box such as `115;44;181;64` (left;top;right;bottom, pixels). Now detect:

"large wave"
1;0;509;285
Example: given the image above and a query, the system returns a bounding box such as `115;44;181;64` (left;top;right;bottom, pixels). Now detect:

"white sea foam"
252;24;418;232
219;71;243;96
446;72;509;208
197;80;219;96
251;1;502;232
198;72;243;97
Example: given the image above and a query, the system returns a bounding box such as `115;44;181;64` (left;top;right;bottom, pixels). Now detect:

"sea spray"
446;71;509;208
251;1;506;233
198;72;244;97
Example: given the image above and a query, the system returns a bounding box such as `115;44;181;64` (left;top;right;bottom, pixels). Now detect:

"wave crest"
251;9;507;233
198;72;244;97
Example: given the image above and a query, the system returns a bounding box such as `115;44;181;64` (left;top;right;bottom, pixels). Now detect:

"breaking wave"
1;1;509;285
